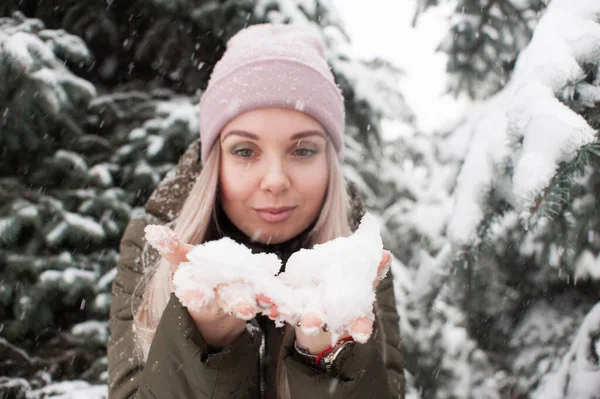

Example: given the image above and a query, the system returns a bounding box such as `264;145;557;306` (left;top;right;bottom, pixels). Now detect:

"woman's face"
219;108;329;244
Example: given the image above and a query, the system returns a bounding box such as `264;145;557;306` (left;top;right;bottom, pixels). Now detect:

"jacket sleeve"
283;269;405;399
107;216;261;399
137;293;261;398
107;215;150;398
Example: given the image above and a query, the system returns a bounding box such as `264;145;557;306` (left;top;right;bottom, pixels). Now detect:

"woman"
107;23;405;398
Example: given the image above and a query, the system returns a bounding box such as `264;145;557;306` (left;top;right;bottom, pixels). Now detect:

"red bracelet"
314;336;354;368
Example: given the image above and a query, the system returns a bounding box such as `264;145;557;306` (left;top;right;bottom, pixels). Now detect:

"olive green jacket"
107;140;405;398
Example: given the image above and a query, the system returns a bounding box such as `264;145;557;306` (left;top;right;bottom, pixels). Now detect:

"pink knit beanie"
199;23;345;163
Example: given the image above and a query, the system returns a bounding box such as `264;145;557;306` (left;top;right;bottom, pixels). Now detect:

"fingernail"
257;300;271;309
351;332;370;343
301;325;320;336
378;264;390;280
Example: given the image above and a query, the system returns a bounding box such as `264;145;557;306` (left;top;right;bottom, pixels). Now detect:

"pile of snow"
145;212;387;343
175;237;282;317
279;212;385;342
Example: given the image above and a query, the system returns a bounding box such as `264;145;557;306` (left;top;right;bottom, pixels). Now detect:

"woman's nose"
259;161;291;194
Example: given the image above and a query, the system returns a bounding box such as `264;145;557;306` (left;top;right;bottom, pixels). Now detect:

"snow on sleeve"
532;302;600;399
448;0;600;245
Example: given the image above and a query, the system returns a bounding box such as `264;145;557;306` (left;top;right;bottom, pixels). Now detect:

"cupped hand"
144;225;260;346
269;250;392;353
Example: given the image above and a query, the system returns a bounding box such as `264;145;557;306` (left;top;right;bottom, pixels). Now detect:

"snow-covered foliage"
415;0;547;98
532;302;600;399
0;11;95;171
449;0;600;245
0;8;203;395
399;0;600;397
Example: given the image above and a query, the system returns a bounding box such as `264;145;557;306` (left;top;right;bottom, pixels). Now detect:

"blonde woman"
107;23;405;398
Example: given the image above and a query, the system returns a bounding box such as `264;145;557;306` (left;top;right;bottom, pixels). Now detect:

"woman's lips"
255;207;296;223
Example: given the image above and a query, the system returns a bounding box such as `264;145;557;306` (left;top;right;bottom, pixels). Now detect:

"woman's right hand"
144;225;256;348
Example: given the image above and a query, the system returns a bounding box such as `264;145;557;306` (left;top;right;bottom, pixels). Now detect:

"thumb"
166;242;194;272
144;225;194;272
373;250;391;289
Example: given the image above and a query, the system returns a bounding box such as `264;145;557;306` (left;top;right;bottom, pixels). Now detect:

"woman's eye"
294;148;316;158
233;148;254;158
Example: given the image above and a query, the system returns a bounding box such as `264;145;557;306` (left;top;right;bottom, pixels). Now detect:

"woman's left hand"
262;250;392;354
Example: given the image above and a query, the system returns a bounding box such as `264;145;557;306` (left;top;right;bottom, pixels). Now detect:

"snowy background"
332;0;469;137
1;0;600;398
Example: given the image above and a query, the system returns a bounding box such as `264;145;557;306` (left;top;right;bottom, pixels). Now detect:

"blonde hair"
132;138;350;396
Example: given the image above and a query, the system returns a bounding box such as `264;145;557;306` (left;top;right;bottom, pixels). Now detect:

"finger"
166;241;194;272
377;250;391;275
173;269;213;312
218;297;258;320
373;250;392;288
267;305;280;320
179;289;207;313
349;317;373;343
256;293;273;309
144;225;194;271
232;301;258;320
175;282;214;313
298;313;323;336
216;282;258;320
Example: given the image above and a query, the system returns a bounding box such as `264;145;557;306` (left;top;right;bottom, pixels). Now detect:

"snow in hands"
279;212;385;343
175;237;282;318
143;212;388;343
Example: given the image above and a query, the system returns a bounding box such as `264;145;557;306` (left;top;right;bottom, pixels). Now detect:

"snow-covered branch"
532;302;600;399
448;0;600;246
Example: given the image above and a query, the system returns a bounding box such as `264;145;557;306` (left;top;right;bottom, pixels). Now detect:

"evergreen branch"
529;141;600;221
436;0;546;98
519;140;600;269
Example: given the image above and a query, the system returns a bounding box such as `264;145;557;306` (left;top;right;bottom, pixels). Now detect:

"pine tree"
410;0;600;397
0;10;204;393
415;0;547;98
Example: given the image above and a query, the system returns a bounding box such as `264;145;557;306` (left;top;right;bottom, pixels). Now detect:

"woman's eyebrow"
221;130;259;142
290;130;326;140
